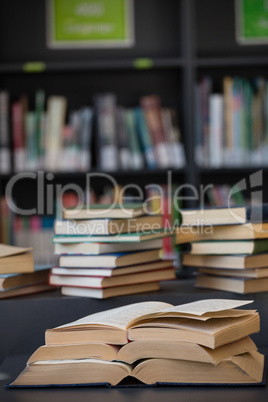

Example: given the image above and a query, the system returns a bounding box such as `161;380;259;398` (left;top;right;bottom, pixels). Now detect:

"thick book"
59;249;161;268
196;274;268;294
94;93;118;172
179;204;268;226
124;108;144;170
116;106;131;170
54;215;162;236
0;283;54;299
176;222;268;244
12;100;26;172
54;238;163;255
45;299;257;347
49;268;175;289
9;351;264;386
51;260;173;278
61;281;160;299
0;91;11;174
52;230;170;243
208;94;223;168
44;96;67;171
27;336;257;366
183;252;268;269
134;107;157;169
198;267;268;279
140;95;170;168
0;244;34;274
187;239;268;255
63;203;148;220
0;267;49;289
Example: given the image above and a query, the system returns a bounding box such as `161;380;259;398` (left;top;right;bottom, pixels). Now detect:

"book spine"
79;107;93;172
124;108;144;170
134;107;157;169
44;96;67;171
116;106;132;170
162;108;186;168
35;89;45;169
25;111;38;170
140;95;170;168
94;93;118;171
223;76;234;166
0;91;11;173
209;94;223;167
12;101;26;172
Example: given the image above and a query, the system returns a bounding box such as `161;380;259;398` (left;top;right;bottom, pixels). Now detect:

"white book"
209;94;223;168
44;96;67;171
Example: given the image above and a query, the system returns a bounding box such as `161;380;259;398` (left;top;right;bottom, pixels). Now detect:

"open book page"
128;309;257;327
0;244;32;258
132;314;259;335
127;300;254;327
55;301;172;331
154;299;254;316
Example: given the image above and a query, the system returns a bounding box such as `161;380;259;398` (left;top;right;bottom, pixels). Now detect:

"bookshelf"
1;0;268;210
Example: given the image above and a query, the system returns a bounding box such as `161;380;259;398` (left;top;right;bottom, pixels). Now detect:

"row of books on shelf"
195;76;268;167
0;90;186;174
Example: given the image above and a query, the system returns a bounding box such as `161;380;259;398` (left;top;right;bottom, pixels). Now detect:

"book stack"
177;204;268;294
8;299;265;387
50;203;176;298
0;244;52;299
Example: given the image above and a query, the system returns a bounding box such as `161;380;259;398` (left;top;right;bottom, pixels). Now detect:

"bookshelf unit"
1;0;268;209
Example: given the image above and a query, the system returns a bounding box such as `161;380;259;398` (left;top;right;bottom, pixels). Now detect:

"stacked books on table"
50;203;176;298
0;244;52;299
8;299;265;387
177;204;268;294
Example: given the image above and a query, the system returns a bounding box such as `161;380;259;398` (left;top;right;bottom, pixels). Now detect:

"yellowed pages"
127;299;254;327
55;301;172;331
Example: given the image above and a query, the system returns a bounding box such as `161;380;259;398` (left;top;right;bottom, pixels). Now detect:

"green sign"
47;0;134;48
236;0;268;44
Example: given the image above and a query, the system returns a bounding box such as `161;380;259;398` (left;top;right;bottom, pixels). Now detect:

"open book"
45;299;259;348
10;351;264;386
8;299;265;387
